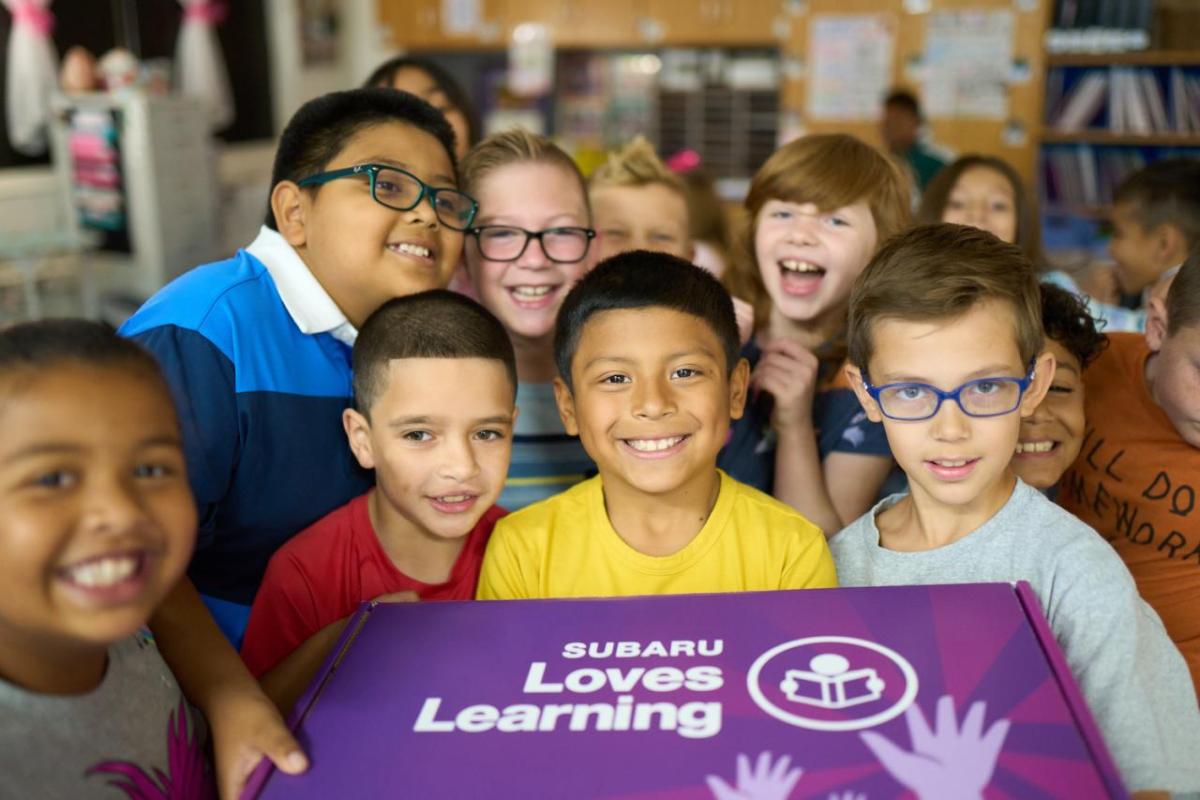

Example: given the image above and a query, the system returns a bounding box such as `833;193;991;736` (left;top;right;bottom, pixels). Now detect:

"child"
833;223;1200;795
1011;283;1107;492
918;153;1146;332
364;56;479;161
720;133;910;536
589;135;692;261
0;320;212;796
1108;158;1200;300
120;88;472;646
1059;252;1200;699
461;129;597;511
477;251;836;599
241;291;514;711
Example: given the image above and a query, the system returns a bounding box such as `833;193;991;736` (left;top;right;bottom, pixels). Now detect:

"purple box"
245;583;1127;799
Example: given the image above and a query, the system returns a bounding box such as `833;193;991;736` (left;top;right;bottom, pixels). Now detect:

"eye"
896;385;928;401
134;462;174;479
825;216;849;227
602;228;628;238
402;430;434;442
769;209;792;220
32;469;76;489
671;367;701;379
474;429;506;441
1048;384;1075;395
970;380;1003;395
600;374;630;385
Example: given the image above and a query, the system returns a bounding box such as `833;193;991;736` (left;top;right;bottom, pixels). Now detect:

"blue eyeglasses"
862;362;1037;421
296;164;478;231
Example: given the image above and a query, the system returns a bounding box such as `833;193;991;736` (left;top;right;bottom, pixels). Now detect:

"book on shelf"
1042;144;1200;211
1048;65;1200;134
1046;0;1153;53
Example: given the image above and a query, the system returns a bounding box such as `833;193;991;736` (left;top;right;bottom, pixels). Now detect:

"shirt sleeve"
476;520;535;600
124;324;239;553
239;549;323;677
1046;540;1200;793
781;523;839;590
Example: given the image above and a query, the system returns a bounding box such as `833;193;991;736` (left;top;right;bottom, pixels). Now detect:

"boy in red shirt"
242;290;514;711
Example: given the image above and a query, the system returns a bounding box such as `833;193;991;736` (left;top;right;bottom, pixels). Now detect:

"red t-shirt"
240;491;505;676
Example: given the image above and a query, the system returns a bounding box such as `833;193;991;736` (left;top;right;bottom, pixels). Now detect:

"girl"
365;56;479;161
461;129;597;510
721;134;910;535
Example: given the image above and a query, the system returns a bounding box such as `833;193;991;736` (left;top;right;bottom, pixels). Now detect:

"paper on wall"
922;9;1013;119
806;14;895;121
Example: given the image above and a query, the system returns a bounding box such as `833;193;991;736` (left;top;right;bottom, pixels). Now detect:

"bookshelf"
1042;132;1200;146
1047;50;1200;68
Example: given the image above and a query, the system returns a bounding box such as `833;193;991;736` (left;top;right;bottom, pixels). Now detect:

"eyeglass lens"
475;227;590;262
879;379;1022;419
373;167;474;229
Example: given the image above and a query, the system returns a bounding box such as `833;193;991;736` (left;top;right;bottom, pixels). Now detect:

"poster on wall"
922;9;1014;119
806;15;895;121
246;584;1126;799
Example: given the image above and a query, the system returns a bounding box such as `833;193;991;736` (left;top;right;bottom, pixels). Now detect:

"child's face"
941;166;1017;245
466;162;592;342
591;184;691;262
554;308;749;498
754;199;878;325
1146;320;1200;448
1012;338;1086;490
847;300;1053;510
289;121;463;328
345;358;514;540
1108;202;1165;294
0;365;195;653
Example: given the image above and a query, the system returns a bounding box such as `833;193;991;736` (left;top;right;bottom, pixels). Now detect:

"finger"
257;726;309;775
769;753;791;781
763;338;819;364
736;753;752;786
935;694;957;736
755;750;772;779
860;730;918;780
705;774;743;800
782;765;804;793
961;700;987;741
980;718;1012;763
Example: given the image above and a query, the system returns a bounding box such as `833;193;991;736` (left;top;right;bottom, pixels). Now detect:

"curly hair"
1040;282;1107;369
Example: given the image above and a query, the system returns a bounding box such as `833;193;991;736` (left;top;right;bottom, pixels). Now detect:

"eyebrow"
877;364;1023;383
3;436;182;462
388;414;513;428
582;349;719;370
475;213;585;227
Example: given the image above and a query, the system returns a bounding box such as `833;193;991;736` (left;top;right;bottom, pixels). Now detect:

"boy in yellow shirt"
477;251;836;598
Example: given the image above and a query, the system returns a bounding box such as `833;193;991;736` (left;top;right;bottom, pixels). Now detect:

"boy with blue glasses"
833;224;1200;796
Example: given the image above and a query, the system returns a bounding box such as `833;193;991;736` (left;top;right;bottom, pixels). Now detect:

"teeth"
395;242;431;258
934;459;969;467
780;260;823;274
437;494;471;503
512;285;553;298
626;436;684;452
66;556;138;588
1016;441;1056;454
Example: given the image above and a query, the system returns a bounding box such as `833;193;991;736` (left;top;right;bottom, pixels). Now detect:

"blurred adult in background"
365;56;479;161
880;88;950;195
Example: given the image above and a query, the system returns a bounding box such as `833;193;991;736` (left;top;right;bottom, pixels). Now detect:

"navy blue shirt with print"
718;340;892;494
121;233;372;645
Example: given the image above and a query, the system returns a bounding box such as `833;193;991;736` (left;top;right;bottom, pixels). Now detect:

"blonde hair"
724;134;912;331
589;136;686;198
460;128;590;219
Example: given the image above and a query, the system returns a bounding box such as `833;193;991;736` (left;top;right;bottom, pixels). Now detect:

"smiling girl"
720;134;910;535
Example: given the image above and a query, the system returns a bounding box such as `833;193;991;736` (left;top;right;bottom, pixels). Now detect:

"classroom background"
0;0;1198;324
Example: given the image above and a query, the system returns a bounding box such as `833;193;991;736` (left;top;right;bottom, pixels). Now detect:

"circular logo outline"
746;635;919;732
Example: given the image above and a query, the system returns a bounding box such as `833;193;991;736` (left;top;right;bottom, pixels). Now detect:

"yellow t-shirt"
477;470;837;599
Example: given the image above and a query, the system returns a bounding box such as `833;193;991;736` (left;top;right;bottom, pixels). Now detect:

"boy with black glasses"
833;223;1200;796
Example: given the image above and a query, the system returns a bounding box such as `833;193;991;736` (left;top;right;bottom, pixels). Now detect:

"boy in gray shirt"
834;224;1200;796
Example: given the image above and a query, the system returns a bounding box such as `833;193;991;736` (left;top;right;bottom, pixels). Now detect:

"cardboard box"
245;583;1127;799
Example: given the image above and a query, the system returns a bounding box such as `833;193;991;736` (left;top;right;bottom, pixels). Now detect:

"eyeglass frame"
861;360;1038;421
295;163;479;231
468;225;597;264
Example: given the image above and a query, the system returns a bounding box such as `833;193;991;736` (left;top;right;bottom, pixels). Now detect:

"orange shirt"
1059;333;1200;694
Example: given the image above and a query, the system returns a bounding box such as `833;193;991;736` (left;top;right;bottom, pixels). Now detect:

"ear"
1146;295;1169;353
844;363;883;423
342;408;376;470
552;377;580;436
1156;223;1188;266
272;180;309;248
1019;350;1056;419
728;357;750;420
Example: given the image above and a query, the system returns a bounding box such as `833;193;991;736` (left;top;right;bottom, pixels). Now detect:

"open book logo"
747;636;918;731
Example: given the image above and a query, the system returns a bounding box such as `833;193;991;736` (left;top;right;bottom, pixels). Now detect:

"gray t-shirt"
831;479;1200;795
0;631;214;799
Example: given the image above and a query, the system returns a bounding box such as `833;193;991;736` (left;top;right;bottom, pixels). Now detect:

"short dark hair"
884;89;921;118
0;319;172;402
848;224;1042;371
363;56;480;149
1039;283;1107;369
265;88;457;229
1166;248;1200;336
352;290;516;415
554;250;740;391
1113;158;1200;251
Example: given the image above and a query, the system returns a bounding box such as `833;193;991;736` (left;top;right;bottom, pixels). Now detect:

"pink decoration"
183;0;225;25
10;0;54;35
665;149;701;173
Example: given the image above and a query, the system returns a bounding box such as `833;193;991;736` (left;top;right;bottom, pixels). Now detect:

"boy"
1059;252;1200;699
834;223;1200;795
0;321;211;796
477;251;835;599
120;88;473;645
241;291;514;711
1108;158;1200;300
589;136;692;262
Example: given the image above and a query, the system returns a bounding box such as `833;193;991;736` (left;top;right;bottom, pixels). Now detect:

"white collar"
245;226;357;345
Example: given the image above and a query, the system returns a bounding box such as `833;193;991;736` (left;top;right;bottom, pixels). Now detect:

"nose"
785;211;820;246
82;473;148;536
632;375;676;420
406;194;440;228
514;234;551;270
929;396;970;442
438;435;481;482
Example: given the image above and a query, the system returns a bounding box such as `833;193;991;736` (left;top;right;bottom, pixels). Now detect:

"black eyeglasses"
470;225;595;263
297;164;478;231
862;362;1037;421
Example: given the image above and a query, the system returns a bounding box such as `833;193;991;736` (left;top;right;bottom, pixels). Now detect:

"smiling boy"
477;251;835;599
832;224;1200;796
